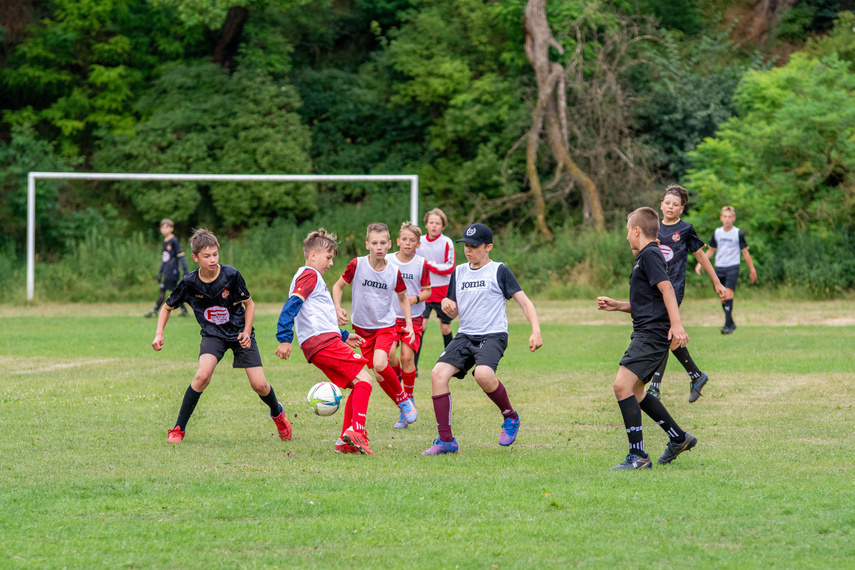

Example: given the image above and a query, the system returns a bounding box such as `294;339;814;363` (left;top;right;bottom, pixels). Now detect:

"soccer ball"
306;381;343;416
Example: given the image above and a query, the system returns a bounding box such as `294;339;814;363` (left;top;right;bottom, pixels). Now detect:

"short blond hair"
721;206;735;215
628;207;660;240
190;228;219;255
366;222;390;240
398;221;422;240
423;208;448;228
303;229;338;258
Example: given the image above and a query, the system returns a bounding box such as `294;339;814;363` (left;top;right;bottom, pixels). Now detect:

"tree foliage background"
1;0;854;300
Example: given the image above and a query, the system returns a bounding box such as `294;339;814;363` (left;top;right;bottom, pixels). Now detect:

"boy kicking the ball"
597;207;697;469
152;229;292;444
275;229;376;455
422;223;542;455
333;223;418;429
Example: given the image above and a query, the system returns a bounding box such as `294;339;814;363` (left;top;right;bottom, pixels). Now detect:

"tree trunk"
524;0;605;234
212;6;249;71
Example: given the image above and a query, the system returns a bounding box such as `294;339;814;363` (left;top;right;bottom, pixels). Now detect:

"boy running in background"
145;218;188;318
695;206;758;334
422;223;542;455
333;223;419;429
416;208;456;368
275;229;376;455
386;222;432;428
152;229;292;444
648;185;728;403
598;207;697;470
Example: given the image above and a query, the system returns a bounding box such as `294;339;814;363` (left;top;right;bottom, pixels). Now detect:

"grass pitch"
2;301;854;568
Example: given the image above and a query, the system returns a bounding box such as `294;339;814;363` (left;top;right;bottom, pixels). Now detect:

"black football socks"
649;354;668;392
639;393;685;443
723;299;734;327
443;333;453;347
618;396;645;456
259;385;280;416
672;346;703;380
175;385;202;430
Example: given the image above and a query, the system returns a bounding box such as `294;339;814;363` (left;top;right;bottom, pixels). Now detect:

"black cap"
456;223;493;245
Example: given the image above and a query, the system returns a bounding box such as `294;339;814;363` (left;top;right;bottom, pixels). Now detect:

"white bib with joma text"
289;267;339;346
455;261;508;336
351;257;400;329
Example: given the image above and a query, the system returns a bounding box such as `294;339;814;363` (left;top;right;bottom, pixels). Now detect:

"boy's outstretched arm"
695;246;716;275
693;247;728;301
597;297;631;313
275;293;305;360
656;280;688;349
151;306;172;350
511;291;542;352
332;277;349;326
742;248;758;283
237;298;256;349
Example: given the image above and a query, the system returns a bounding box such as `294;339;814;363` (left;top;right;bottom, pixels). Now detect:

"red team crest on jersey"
204;306;230;325
672;232;681;242
221;288;230;299
659;245;674;262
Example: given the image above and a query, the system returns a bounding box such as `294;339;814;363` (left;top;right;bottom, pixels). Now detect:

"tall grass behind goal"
26;172;419;301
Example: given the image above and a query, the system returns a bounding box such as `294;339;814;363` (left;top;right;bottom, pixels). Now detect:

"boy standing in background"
145;219;188;318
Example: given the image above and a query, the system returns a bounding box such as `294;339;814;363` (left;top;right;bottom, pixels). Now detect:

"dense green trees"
2;1;855;298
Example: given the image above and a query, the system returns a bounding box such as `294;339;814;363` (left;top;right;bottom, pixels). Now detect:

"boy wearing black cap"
422;223;542;455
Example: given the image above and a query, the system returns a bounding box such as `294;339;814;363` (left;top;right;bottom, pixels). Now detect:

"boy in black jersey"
598;208;697;469
648;185;727;403
145;219;188;318
151;229;292;444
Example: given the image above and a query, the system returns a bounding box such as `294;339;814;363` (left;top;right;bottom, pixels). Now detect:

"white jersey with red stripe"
419;233;455;301
289;266;339;347
385;252;431;318
343;256;406;329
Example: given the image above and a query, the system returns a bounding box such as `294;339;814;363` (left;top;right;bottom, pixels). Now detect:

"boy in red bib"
275;229;376;454
386;222;432;428
333;223;419;428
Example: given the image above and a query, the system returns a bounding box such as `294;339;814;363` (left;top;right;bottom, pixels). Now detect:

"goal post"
26;172;419;301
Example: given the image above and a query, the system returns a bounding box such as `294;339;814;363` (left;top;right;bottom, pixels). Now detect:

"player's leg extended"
167;354;218;443
671;345;709;403
647;353;668;400
245;366;291;440
475;366;521;446
611;366;651;468
373;342;416;424
422;362;460;454
388;343;404;381
638;388;697;464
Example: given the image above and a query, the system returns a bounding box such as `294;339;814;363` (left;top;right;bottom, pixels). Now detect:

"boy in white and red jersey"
275;229;376;455
422;223;543;455
385;222;432;429
417;208;456;368
333;223;419;428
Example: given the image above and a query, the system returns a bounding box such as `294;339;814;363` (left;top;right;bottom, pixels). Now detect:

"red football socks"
376;365;408;404
402;370;416;399
486;381;518;421
349;381;372;434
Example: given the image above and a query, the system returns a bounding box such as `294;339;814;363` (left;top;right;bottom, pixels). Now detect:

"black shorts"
716;265;739;290
200;335;263;368
161;279;179;292
619;334;670;384
437;333;508;379
422;302;453;325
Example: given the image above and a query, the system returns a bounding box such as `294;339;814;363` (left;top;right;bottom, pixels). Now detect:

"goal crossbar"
27;172;419;301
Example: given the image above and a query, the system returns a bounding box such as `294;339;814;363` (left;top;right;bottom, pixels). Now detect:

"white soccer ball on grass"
306;381;342;416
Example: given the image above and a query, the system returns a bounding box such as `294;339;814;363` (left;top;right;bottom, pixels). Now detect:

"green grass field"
2;301;854;568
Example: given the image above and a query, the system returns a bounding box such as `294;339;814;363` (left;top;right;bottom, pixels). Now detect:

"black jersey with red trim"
160;236;185;282
657;219;704;305
165;265;252;341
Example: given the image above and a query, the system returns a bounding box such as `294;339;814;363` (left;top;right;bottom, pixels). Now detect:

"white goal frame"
26;172;419;301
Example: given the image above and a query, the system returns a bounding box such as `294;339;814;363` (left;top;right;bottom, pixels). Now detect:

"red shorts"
353;326;398;368
310;340;370;389
394;316;424;353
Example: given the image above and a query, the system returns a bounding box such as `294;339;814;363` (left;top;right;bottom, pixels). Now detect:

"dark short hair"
303;229;339;258
628;207;660;240
366;222;390;240
160;218;174;228
661;184;688;207
190;228;219;255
